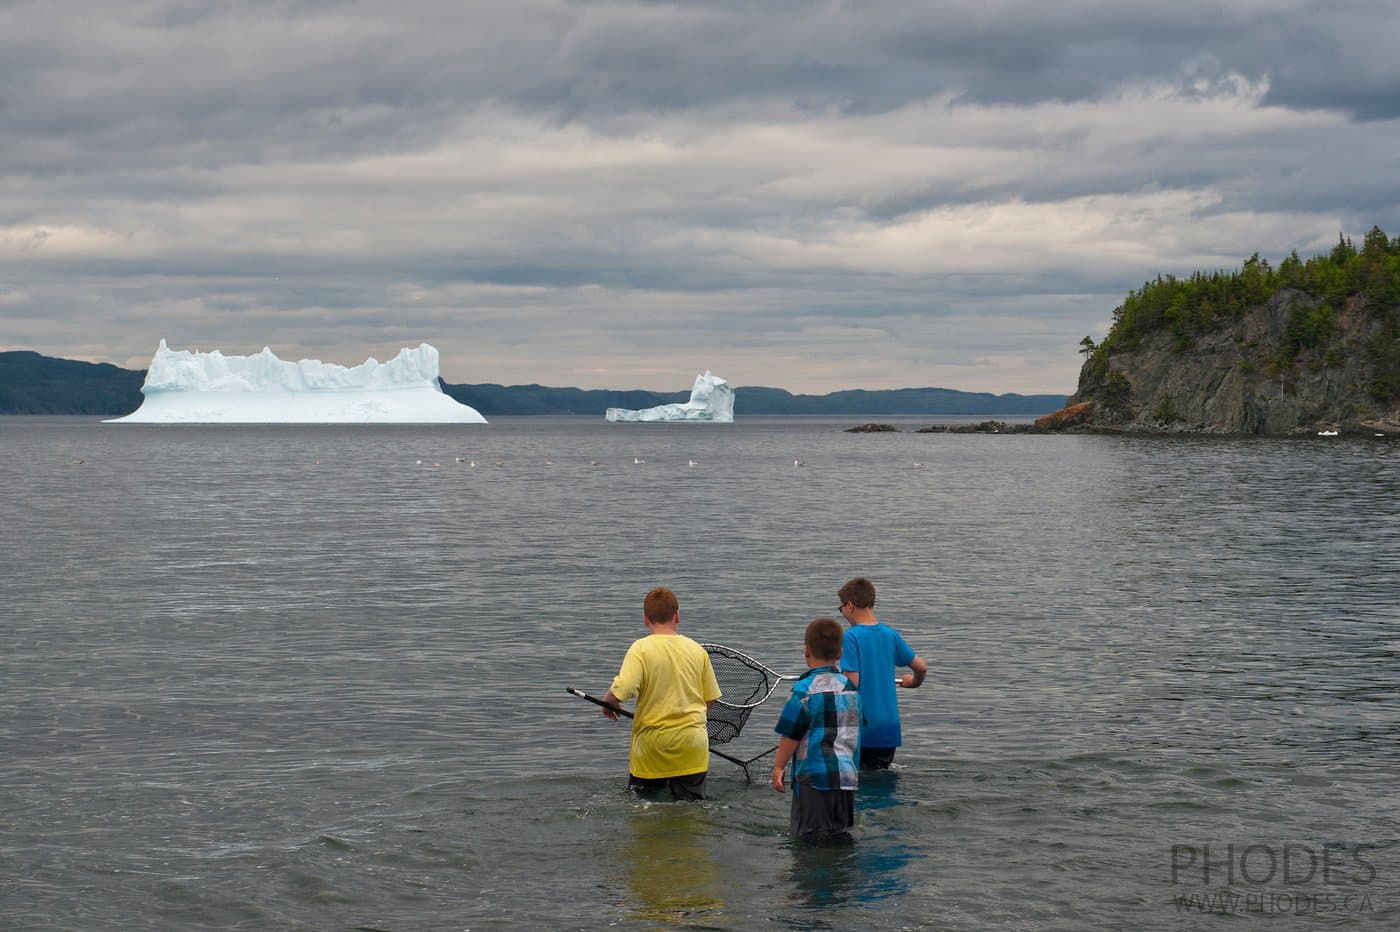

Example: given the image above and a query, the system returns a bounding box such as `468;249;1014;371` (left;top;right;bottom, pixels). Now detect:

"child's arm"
599;689;624;719
604;646;644;717
770;737;799;792
898;655;928;688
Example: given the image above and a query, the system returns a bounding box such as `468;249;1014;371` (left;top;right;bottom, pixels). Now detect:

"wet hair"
805;617;844;662
643;587;679;624
838;576;876;610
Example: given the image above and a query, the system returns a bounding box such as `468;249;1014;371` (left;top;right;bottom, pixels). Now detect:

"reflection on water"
782;837;920;911
620;803;725;925
856;768;903;812
786;843;860;911
779;769;923;913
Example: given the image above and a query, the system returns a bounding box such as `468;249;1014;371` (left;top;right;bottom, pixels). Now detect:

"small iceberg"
605;371;734;422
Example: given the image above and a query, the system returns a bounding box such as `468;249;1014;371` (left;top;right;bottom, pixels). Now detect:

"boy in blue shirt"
838;576;926;769
771;617;861;844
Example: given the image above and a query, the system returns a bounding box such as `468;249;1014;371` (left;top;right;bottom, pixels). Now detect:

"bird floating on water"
634;457;645;465
688;459;697;467
793;459;804;467
1318;429;1340;437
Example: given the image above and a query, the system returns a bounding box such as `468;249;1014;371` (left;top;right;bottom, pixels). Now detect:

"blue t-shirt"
840;623;916;748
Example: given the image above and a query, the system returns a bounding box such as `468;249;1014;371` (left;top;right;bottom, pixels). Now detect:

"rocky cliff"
1069;291;1399;434
1059;232;1400;436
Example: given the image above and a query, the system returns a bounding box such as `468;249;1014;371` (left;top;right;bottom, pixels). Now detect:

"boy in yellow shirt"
601;587;722;800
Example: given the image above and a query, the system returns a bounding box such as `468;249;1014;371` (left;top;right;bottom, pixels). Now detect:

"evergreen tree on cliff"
1061;228;1400;435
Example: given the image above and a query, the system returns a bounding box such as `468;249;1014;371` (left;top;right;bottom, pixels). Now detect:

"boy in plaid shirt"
770;617;861;843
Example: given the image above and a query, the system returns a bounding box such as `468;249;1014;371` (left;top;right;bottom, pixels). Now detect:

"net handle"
567;686;632;718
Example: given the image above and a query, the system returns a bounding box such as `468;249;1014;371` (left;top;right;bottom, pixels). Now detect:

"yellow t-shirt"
610;634;723;779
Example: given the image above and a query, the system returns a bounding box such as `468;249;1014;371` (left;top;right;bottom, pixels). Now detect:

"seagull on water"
591;460;601;467
913;462;924;468
793;459;804;467
634;457;645;465
688;459;697;467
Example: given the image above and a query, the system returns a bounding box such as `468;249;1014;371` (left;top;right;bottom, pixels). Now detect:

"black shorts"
628;771;707;801
790;778;855;843
859;746;897;770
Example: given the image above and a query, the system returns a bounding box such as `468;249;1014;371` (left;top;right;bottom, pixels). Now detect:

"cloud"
2;0;1400;394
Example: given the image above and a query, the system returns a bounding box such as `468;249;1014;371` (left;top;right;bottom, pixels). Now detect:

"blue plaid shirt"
773;666;860;791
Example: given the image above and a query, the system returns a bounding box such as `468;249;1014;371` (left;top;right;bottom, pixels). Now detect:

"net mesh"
703;644;784;746
706;702;752;746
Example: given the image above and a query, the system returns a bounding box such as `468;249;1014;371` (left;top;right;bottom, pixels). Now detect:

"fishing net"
705;701;752;746
702;643;793;747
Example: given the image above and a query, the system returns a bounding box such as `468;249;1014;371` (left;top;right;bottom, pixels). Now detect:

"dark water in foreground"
3;416;1398;930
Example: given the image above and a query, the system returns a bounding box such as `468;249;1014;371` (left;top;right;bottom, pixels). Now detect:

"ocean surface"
3;415;1398;930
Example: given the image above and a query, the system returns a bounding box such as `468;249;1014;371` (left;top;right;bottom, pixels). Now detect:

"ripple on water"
3;418;1397;930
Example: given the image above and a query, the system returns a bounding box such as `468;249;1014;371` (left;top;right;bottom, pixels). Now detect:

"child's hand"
771;766;786;793
599;690;623;720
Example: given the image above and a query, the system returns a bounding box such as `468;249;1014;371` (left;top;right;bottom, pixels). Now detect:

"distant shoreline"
0;412;1049;422
0;349;1068;417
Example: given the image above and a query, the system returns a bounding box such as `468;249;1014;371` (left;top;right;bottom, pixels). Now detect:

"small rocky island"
1043;228;1400;436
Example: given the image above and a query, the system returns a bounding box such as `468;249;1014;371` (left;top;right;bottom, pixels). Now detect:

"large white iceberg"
605;371;734;422
106;340;487;424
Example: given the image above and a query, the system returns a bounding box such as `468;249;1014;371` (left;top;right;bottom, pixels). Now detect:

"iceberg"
106;340;487;424
605;371;734;422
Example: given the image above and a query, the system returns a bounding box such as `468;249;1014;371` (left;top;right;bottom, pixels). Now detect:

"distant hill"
441;381;1065;416
439;382;691;416
1066;226;1400;435
0;350;1067;417
0;351;146;415
727;386;1067;416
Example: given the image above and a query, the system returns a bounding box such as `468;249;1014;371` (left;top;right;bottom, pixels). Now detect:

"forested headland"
1061;226;1400;435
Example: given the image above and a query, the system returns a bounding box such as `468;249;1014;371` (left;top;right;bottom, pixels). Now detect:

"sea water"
3;416;1398;930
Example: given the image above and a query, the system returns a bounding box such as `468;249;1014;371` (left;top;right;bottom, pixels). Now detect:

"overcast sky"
4;0;1400;393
